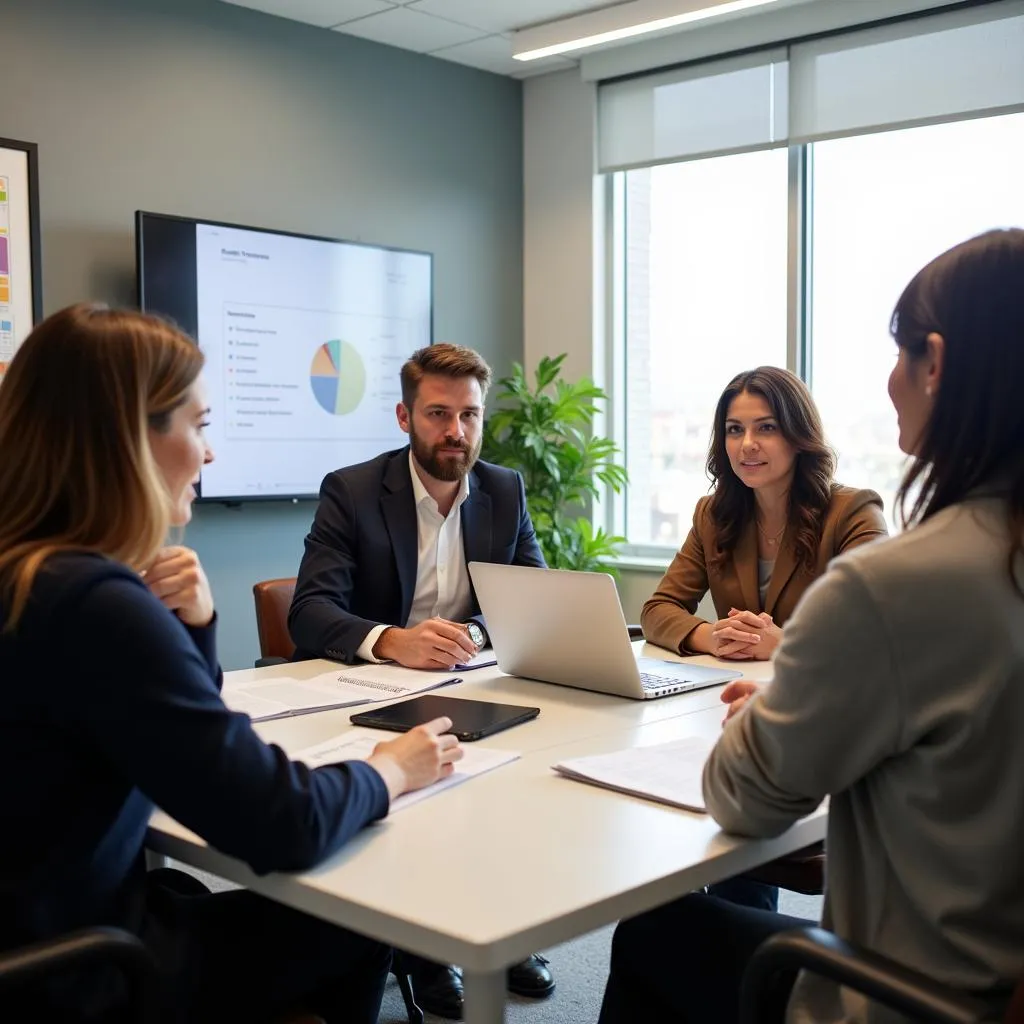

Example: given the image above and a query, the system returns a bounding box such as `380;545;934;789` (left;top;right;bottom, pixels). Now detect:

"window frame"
605;141;812;562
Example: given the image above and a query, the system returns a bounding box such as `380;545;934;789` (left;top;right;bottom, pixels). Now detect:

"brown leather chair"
744;843;825;895
253;577;297;664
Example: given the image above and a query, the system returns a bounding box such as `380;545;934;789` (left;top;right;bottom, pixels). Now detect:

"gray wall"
3;0;523;668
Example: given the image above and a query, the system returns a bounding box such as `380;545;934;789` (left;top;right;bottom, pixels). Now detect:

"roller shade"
598;49;788;171
597;0;1024;171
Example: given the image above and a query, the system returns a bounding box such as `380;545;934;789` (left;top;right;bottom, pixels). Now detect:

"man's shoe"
507;954;555;998
409;963;464;1020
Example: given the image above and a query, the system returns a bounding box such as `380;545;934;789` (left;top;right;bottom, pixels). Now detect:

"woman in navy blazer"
0;304;463;1023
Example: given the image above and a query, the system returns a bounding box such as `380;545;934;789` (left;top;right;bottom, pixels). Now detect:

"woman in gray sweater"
599;228;1024;1024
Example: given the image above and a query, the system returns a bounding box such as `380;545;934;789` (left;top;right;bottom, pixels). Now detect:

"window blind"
597;0;1024;172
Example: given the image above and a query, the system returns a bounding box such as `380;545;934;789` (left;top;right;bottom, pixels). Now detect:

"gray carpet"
182;863;821;1023
382;891;823;1024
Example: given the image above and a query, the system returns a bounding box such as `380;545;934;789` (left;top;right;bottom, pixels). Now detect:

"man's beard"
410;428;481;482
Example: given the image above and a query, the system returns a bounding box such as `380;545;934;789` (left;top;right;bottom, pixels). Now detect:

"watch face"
466;622;485;647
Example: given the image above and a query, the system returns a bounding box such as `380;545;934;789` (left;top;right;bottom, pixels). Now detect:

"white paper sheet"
552;735;717;813
295;729;520;812
222;665;463;722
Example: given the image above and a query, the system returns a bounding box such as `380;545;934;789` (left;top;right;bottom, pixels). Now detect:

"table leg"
463;967;506;1024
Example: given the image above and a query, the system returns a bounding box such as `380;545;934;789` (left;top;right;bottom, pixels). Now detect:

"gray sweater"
703;495;1024;1023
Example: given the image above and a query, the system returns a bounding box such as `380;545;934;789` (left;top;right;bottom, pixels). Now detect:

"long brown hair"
706;366;837;573
891;228;1024;593
0;303;204;629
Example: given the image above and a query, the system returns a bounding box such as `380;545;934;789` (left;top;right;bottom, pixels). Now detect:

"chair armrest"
0;927;158;1020
626;625;644;640
255;656;289;668
740;928;999;1024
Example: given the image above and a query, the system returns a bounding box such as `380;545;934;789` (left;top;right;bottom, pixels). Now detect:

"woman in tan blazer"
642;366;888;662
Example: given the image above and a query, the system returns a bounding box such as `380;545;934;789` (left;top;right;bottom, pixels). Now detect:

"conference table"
146;644;826;1023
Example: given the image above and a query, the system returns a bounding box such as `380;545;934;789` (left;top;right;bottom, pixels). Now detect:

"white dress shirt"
357;452;473;661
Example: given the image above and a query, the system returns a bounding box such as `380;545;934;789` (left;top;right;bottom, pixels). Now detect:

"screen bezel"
135;209;434;504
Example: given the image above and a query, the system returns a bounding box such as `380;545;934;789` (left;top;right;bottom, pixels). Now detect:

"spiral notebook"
222;665;463;722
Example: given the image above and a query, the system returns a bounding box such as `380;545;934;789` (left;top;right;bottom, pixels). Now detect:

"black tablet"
350;694;540;742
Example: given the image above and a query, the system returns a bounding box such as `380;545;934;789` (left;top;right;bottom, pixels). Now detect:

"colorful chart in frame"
0;174;13;376
310;339;366;416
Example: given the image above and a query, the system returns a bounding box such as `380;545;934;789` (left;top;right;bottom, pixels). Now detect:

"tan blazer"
641;485;887;653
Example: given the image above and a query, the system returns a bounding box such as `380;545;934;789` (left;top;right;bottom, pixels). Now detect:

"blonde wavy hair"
0;303;204;629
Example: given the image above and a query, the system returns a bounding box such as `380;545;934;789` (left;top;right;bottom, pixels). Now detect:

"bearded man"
288;343;553;1018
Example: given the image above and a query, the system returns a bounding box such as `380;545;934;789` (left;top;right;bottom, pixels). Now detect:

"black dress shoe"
507;953;555;998
408;962;464;1020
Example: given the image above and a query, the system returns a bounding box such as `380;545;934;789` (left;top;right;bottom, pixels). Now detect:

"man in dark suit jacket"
288;447;543;665
288;343;553;1019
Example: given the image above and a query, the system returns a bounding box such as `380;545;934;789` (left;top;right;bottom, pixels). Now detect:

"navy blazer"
289;446;546;662
0;553;387;1005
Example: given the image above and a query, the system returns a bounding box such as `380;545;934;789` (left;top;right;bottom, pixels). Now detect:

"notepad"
222;666;462;722
295;729;520;812
455;648;498;671
552;735;717;813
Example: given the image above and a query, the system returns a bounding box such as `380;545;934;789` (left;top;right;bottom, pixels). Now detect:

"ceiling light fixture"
513;0;783;60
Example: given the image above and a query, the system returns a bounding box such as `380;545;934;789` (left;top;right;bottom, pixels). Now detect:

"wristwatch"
465;621;486;649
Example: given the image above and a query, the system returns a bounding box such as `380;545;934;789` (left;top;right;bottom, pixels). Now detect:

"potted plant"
481;354;628;572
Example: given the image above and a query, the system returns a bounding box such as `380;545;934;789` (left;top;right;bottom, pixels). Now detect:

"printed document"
552;735;716;813
222;664;463;722
295;728;519;812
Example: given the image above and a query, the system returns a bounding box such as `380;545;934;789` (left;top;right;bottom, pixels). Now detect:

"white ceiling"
220;0;623;77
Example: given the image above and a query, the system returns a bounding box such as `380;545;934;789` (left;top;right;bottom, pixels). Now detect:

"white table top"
214;644;773;758
148;645;823;973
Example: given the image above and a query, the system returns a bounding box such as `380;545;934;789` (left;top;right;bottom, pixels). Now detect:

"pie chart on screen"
310;340;366;416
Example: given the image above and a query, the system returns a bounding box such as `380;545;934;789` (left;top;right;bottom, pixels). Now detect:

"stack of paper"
552;735;717;813
223;664;463;722
295;729;519;812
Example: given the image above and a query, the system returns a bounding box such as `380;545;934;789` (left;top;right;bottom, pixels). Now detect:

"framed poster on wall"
0;137;42;380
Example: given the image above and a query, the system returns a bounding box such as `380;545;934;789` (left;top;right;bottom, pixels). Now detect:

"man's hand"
143;546;214;627
721;679;762;724
373;617;478;669
366;716;464;800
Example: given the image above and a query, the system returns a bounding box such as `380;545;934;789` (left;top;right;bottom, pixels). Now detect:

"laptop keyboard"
638;671;693;692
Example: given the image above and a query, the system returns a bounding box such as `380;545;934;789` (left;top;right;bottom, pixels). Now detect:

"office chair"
0;926;342;1023
0;926;159;1022
253;576;298;667
255;579;644;658
741;843;825;895
740;927;1022;1024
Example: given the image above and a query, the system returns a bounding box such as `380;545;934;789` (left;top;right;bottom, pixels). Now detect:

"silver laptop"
468;562;741;700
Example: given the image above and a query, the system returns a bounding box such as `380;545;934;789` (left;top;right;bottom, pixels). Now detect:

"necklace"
757;520;786;547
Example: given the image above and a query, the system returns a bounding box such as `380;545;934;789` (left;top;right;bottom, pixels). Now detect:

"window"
614;112;1024;551
603;0;1024;555
621;149;788;549
809;112;1024;530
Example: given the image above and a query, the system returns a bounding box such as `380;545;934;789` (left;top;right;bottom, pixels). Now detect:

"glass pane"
623;150;789;547
809;112;1024;531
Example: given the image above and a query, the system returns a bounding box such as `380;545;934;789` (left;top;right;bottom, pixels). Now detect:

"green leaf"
482;355;628;573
